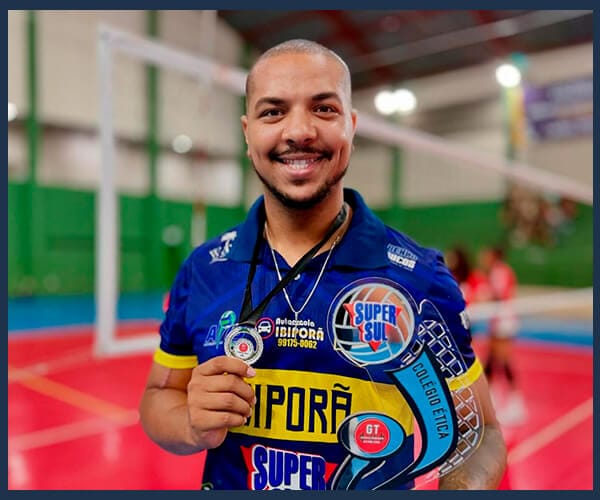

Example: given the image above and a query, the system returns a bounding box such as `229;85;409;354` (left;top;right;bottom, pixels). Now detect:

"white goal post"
95;25;593;356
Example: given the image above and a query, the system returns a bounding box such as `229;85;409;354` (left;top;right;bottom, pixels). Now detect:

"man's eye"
260;109;283;118
314;104;338;114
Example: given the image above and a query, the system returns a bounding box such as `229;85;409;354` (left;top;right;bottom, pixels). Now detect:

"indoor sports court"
8;307;593;489
8;10;593;490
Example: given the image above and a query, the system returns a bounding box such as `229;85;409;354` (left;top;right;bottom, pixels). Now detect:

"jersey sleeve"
426;251;482;387
154;256;198;369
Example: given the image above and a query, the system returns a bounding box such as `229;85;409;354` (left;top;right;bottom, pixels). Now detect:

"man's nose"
282;110;317;147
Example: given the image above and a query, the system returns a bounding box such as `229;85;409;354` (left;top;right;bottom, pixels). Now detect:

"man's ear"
241;115;251;157
241;115;249;144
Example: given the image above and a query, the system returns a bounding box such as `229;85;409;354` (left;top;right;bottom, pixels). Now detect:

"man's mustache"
268;147;333;161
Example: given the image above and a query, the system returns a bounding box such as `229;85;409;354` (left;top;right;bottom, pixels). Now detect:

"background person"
479;246;526;425
446;245;492;306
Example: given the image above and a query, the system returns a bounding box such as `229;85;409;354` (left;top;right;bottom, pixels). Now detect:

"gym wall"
7;11;593;295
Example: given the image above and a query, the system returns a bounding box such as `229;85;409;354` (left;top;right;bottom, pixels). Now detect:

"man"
139;39;506;490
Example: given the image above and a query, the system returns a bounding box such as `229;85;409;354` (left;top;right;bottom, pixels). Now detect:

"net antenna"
95;25;592;356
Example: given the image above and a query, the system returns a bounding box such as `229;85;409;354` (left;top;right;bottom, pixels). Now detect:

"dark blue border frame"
592;7;598;496
3;5;9;498
4;2;598;9
4;4;597;498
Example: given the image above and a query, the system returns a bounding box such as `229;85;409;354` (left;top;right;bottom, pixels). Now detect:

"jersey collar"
228;188;388;269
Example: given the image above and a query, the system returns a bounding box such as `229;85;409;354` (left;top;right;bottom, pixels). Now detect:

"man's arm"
438;372;507;489
139;356;256;455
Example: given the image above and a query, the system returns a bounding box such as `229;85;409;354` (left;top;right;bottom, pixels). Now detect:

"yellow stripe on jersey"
447;357;483;391
229;368;414;443
153;348;198;369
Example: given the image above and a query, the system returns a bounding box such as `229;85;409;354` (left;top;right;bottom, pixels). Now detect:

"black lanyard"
239;203;348;326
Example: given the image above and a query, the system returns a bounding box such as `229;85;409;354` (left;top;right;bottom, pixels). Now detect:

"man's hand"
187;356;256;450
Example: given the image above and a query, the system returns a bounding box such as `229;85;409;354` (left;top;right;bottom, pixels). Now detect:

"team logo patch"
327;279;416;367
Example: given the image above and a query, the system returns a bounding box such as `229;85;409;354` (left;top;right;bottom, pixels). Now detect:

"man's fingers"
199;392;253;417
192;410;248;431
187;356;257;441
194;355;256;378
189;372;255;404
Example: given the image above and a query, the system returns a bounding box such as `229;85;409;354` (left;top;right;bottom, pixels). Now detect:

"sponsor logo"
332;349;459;489
245;381;352;435
354;417;391;455
203;310;236;347
228;369;412;443
241;444;336;490
386;244;417;270
344;302;402;352
209;231;237;263
273;317;326;350
256;317;275;339
328;279;416;367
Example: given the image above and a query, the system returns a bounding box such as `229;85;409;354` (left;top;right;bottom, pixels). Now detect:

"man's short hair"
245;39;352;109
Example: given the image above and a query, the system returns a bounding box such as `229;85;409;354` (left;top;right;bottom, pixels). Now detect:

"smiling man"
243;42;355;213
139;39;506;490
240;41;357;266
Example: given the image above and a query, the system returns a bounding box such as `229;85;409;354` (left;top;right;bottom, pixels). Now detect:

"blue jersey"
155;189;481;490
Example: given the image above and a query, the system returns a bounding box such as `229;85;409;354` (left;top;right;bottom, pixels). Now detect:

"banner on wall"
524;76;593;142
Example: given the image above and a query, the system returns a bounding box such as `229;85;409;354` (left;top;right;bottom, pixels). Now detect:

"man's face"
241;52;357;210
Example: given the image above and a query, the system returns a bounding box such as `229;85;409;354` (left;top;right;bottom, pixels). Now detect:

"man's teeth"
283;159;318;170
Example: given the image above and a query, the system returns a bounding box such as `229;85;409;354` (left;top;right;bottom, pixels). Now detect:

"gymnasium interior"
7;10;593;490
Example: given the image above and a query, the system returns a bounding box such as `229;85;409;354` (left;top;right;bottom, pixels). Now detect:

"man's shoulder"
381;225;443;273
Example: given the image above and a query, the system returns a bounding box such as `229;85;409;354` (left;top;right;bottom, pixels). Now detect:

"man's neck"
263;193;350;266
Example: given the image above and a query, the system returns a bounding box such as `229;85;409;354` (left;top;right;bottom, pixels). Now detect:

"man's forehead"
248;52;349;103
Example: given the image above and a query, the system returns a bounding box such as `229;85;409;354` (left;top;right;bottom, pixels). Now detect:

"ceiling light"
374;90;397;115
172;134;192;154
394;89;417;114
496;63;522;88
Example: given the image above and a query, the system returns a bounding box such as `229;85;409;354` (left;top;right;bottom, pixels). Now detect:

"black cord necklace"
223;203;348;364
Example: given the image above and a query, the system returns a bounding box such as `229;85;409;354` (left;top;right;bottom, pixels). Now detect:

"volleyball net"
95;25;592;357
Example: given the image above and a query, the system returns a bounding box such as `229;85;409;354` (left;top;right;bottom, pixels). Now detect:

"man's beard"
252;164;349;210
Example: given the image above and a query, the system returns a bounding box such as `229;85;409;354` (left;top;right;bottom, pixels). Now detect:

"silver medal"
224;324;264;365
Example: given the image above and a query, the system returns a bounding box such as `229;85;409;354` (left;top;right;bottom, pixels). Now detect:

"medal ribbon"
239;203;347;326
